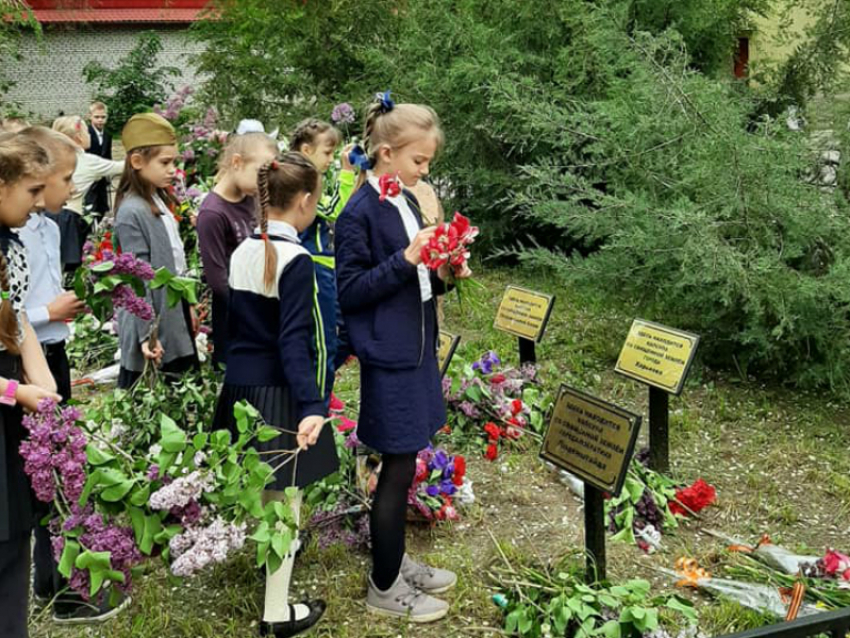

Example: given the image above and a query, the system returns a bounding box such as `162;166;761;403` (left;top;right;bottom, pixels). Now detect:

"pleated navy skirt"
213;384;339;490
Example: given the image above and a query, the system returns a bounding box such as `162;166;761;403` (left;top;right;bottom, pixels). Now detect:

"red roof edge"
33;8;204;23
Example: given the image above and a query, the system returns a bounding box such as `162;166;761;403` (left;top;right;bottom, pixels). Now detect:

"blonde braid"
0;251;20;354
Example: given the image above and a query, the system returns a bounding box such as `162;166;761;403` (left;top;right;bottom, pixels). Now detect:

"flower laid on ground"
668;478;717;516
407;445;471;521
309;500;370;551
803;549;850;589
444;350;548;461
74;244;155;323
605;452;717;552
493;557;699;637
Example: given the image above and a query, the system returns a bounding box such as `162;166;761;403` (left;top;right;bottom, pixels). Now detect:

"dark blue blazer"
335;183;447;370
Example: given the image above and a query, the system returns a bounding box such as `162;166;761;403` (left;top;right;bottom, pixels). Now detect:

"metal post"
584;485;606;582
649;387;669;474
518;337;536;366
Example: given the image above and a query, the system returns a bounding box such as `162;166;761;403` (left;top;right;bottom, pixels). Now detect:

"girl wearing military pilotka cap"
113;113;198;388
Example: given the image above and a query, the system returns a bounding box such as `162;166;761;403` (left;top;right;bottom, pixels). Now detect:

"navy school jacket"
224;221;326;419
335;183;448;370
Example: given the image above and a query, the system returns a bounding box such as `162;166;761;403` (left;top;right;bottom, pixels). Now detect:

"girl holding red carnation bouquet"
336;92;470;623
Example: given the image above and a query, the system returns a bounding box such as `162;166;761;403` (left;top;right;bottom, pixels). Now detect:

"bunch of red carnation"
669;478;717;516
421;213;479;272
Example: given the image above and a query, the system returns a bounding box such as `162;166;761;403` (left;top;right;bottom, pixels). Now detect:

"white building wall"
4;25;205;122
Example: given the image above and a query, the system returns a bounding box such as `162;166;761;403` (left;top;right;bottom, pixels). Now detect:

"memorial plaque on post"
438;331;461;377
614;319;700;473
494;285;555;365
614;319;699;396
541;385;641;496
540;385;641;582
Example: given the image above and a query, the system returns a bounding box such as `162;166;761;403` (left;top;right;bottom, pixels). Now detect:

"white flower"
456;480;476;507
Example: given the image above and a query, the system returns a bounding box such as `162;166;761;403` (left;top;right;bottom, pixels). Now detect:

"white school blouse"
367;174;432;303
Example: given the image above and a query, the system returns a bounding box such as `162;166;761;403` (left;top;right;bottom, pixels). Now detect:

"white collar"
26;212;44;230
259;219;300;242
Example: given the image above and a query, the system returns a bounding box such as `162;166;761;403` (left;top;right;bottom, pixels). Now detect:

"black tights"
370;452;417;591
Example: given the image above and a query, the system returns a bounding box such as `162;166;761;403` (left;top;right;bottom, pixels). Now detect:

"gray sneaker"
366;574;449;623
401;554;457;594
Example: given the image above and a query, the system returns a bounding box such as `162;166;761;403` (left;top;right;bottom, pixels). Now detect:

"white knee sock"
262;489;310;623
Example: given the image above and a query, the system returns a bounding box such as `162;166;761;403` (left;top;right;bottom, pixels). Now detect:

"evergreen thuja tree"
506;25;850;390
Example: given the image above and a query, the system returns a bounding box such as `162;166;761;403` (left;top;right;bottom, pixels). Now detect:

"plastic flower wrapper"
665;558;821;618
709;530;822;575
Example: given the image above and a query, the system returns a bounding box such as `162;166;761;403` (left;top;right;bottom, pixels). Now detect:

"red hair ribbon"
75;119;82;131
261;232;269;241
270;160;279;170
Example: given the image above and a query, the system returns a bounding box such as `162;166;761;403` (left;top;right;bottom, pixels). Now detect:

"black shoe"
259;600;327;637
52;591;131;625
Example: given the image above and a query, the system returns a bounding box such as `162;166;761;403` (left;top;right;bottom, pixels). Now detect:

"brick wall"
4;25;205;122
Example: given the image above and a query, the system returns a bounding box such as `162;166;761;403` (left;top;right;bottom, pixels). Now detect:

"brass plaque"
493;285;555;343
615;319;700;396
438;331;461;377
540;385;641;496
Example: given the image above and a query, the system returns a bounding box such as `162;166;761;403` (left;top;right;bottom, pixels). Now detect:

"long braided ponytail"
257;159;277;293
256;152;319;293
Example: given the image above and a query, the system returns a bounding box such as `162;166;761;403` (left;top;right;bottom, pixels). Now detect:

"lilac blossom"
98;251;156;280
170;500;203;526
20;400;86;503
203;107;218;130
331;102;356;125
111;284;154;321
169;517;247;577
149;470;214;511
458;401;480;418
54;506;143;600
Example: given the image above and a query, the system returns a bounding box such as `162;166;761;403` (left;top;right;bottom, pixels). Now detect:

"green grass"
30;266;850;637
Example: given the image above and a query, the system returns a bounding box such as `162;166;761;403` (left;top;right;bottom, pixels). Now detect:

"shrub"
505;27;850;389
83;32;180;136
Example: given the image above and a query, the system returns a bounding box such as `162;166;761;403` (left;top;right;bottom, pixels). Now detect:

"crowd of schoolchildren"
0;92;470;638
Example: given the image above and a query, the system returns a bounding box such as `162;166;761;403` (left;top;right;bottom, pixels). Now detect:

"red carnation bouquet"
420;212;481;305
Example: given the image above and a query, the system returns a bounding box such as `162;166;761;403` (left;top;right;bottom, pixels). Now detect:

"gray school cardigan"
114;194;195;372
